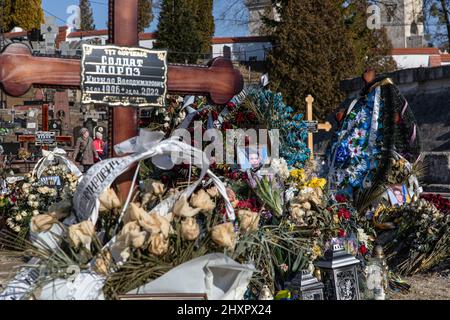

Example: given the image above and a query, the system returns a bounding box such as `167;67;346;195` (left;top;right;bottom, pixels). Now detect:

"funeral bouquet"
373;199;449;275
2;164;80;242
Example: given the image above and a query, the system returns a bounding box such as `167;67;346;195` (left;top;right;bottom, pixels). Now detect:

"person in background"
73;128;98;173
93;131;106;162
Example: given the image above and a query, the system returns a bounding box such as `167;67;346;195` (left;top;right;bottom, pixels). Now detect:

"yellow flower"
290;169;306;182
312;244;322;258
307;177;327;189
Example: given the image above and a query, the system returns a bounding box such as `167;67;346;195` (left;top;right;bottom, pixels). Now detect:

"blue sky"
41;0;249;37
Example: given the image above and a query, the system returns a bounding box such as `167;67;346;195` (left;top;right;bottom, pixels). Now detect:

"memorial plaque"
81;44;168;107
35;131;56;146
305;120;319;133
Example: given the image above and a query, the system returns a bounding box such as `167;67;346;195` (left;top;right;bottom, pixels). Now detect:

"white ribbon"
32;148;82;179
73;129;235;223
368;87;381;149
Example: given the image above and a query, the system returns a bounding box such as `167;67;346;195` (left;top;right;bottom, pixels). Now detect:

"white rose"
20;211;28;217
13;226;20;232
32;210;39;216
28;194;36;201
15;214;22;221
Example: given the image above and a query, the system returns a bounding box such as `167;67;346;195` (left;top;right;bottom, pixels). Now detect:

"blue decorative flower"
336;144;349;164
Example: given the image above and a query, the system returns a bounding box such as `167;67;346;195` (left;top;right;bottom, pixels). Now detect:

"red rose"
338;229;346;238
221;121;233;130
10;196;17;203
335;194;347;203
226;102;236;111
211;111;219;121
359;244;367;255
235;112;245;123
337;208;350;220
247;112;256;121
161;175;169;184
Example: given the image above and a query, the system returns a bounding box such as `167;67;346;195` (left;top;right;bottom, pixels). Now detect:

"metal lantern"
286;270;324;300
314;243;361;300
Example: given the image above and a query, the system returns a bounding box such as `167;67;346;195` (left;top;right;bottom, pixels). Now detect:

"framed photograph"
237;145;269;171
117;293;208;301
387;184;411;206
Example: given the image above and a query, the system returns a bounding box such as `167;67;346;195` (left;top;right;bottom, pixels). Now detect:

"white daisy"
348;145;362;158
352;128;367;140
355;110;367;123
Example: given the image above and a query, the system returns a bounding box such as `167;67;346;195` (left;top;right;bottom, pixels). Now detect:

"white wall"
212;41;272;61
392;54;430;69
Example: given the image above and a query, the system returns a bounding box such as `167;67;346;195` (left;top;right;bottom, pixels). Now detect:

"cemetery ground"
0;248;448;300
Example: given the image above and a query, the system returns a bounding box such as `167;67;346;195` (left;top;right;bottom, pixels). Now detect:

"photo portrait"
387;184;411;206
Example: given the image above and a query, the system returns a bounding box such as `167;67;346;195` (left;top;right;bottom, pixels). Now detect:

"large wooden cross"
305;95;332;160
0;0;243;200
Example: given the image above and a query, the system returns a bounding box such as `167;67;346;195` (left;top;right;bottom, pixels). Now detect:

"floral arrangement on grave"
3;164;79;241
371;198;449;276
327;72;421;202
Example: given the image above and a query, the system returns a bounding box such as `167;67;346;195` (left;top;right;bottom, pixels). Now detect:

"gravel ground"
389;272;450;300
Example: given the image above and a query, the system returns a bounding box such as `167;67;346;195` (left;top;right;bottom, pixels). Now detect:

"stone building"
245;0;277;36
380;0;426;48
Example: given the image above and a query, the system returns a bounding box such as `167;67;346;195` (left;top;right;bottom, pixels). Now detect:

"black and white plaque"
81;44;168;107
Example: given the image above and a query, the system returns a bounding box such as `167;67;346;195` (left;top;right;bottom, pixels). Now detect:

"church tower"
245;0;275;36
380;0;425;48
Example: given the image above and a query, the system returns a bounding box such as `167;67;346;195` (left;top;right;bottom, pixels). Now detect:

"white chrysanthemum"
270;158;290;180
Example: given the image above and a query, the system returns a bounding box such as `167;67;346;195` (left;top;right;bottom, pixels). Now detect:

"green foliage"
342;0;397;74
79;0;95;31
265;0;396;120
154;0;214;63
1;0;44;32
138;0;153;33
190;0;214;53
265;0;357;120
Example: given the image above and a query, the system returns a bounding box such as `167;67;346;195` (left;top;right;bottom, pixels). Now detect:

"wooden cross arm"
0;43;243;105
318;122;332;132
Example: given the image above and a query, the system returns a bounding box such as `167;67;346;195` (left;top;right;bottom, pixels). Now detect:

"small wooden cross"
305;95;332;160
